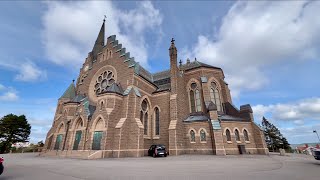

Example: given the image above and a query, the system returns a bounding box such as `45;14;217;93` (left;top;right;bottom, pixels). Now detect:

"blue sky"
0;1;320;144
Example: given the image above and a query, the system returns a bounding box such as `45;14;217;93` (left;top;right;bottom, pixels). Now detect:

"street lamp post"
313;130;320;143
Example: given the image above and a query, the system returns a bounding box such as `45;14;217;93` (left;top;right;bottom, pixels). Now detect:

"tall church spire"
91;19;105;60
169;38;178;93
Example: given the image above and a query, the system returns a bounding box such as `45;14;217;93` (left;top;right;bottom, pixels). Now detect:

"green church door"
92;131;103;150
73;130;82;150
54;134;63;150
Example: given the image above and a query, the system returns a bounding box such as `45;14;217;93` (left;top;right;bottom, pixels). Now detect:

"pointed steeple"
91;19;105;60
60;80;76;100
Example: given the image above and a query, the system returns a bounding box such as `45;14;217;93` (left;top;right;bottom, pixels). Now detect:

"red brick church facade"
42;20;268;159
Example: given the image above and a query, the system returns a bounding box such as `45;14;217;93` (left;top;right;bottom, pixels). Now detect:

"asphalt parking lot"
0;153;319;180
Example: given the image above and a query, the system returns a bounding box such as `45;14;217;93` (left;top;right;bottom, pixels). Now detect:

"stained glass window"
144;113;148;135
140;111;143;123
195;90;201;112
190;130;195;142
226;129;231;141
92;131;103;150
244;129;249;141
190;90;195;113
73;130;82;150
210;81;222;112
54;134;63;150
200;129;206;142
94;70;115;95
155;108;160;136
235;129;240;141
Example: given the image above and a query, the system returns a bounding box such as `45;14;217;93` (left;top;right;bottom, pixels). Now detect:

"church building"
42;20;268;159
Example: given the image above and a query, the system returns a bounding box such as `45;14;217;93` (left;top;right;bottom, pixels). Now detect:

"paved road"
0;153;319;180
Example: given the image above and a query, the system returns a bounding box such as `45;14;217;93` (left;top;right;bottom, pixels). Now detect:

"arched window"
141;99;149;136
235;129;240;141
190;130;195;142
226;129;231;141
210;81;222;112
244;129;249;141
144;113;148;135
155;108;160;136
189;82;201;113
200;129;206;142
92;118;104;150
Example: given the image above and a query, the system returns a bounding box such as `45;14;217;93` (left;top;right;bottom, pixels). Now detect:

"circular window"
94;70;115;95
191;83;197;89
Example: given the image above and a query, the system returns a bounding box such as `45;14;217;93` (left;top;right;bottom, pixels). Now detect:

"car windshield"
156;146;165;150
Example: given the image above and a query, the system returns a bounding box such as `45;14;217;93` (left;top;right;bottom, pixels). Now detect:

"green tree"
261;117;290;151
0;114;31;153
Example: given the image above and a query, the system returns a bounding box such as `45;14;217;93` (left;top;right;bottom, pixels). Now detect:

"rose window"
94;70;115;95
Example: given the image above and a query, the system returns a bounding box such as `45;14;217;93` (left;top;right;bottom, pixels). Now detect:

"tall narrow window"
210;81;222;112
190;130;195;142
141;99;149;136
226;129;231;141
140;111;143;123
200;129;206;142
92;131;103;150
155;108;160;136
73;130;82;150
54;134;63;150
190;90;195;113
144;113;148;135
189;82;201;113
244;129;249;141
235;129;240;141
195;90;201;112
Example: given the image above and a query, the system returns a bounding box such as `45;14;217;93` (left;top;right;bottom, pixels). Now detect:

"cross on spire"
103;15;107;22
171;38;175;44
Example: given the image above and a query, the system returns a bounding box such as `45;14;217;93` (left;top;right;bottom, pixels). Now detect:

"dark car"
0;157;4;175
313;150;320;160
148;144;168;158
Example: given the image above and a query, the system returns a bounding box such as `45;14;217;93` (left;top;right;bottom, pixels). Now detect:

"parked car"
148;144;168;158
313;150;320;160
0;157;4;175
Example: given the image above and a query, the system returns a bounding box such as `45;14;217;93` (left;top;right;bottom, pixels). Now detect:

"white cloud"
42;1;163;68
15;60;47;82
0;59;46;82
0;85;18;101
182;1;320;97
252;97;320;122
280;123;320;144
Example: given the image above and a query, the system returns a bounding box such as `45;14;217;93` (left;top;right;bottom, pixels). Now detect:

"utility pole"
313;130;320;143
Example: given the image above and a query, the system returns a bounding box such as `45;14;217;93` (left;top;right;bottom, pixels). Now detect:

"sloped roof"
60;82;76;100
